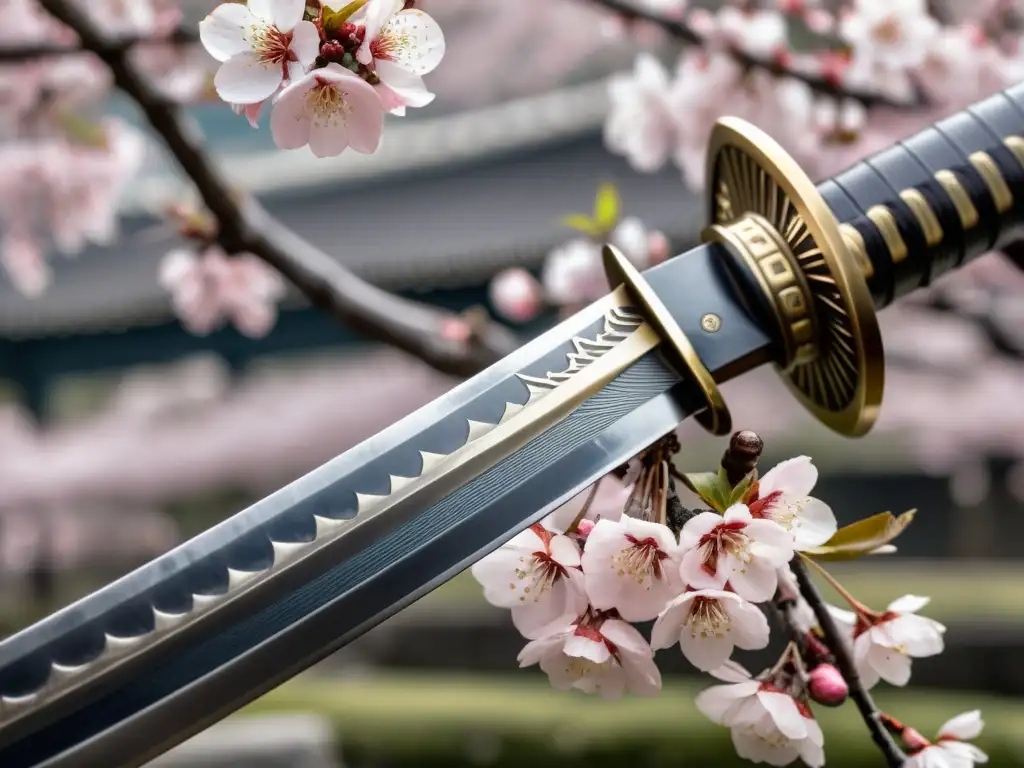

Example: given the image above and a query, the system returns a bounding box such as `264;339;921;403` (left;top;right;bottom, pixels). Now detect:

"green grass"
246;672;1024;766
427;561;1024;624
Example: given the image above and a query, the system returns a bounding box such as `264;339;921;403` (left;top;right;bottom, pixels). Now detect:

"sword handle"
696;84;1024;439
819;84;1024;308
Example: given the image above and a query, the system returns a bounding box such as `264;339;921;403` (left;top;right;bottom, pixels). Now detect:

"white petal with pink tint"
470;523;586;640
679;504;794;603
581;516;681;622
378;10;446;75
651;589;769;672
215;51;286;104
199;3;255;62
751;456;837;550
376;60;436;115
270;65;384;157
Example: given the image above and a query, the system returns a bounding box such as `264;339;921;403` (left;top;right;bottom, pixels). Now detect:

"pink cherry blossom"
696;661;825;766
354;0;445;112
200;0;321;105
470;523;587;640
747;456;837;551
270;64;385;157
489;267;544;324
651;588;770;671
905;711;988;768
604;53;676;173
679;504;795;603
829;595;946;689
517;616;661;699
580;516;682;622
159;246;286;339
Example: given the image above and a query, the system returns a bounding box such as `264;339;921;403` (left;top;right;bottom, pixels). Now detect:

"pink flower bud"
808;664;848;707
902;727;930;751
575;519;596;539
490;268;543;324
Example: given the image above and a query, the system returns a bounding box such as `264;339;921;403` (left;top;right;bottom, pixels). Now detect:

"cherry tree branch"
0;26;196;62
583;0;926;110
36;0;518;379
790;556;908;767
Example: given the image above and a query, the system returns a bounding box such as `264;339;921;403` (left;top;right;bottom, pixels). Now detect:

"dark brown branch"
0;26;196;62
583;0;926;110
790;557;907;767
38;0;518;378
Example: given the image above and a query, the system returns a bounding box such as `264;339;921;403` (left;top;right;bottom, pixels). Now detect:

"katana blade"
4;81;1024;767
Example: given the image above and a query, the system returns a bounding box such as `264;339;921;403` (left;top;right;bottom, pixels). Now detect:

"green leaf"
559;214;602;237
323;0;367;35
726;470;757;507
803;510;917;561
592;182;621;233
680;472;729;513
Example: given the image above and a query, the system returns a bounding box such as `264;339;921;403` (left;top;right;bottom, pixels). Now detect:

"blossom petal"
266;0;306;31
723;503;753;524
548;534;582;568
247;0;275;22
290;20;322;70
470;548;530;609
757;691;806;740
727;555;779;603
270;78;316;148
889;594;931;614
308;116;351;157
695;682;759;724
678;624;734;671
725;596;771;650
337;75;385;154
791;497;837;549
679;511;723;549
516;632;566;668
511;571;587;640
680;546;729;591
708;660;753;683
563;633;611;664
650;594;691;650
885;614;945;657
745;518;797;559
600;618;652;657
938;710;984;741
199;4;255;62
621;653;662;697
357;0;404;64
759;455;818;497
867;642;912;686
385;9;446;75
215;52;284;104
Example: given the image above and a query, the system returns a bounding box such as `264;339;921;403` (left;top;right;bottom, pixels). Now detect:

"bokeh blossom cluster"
491;0;1024;318
472;433;987;766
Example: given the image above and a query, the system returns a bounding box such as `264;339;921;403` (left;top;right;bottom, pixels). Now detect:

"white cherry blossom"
748;456;837;550
518;617;661;699
270;64;385;157
905;710;989;768
354;0;445;112
697;662;825;767
471;523;587;640
200;0;321;105
679;504;795;603
840;0;939;71
651;588;770;671
581;516;682;622
605;53;676;173
830;595;945;689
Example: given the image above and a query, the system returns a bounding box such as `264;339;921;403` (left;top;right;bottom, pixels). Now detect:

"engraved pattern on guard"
0;302;650;726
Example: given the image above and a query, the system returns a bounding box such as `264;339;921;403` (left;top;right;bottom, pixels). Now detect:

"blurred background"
2;0;1024;765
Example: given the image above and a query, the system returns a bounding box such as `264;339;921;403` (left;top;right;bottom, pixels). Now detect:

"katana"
3;84;1024;768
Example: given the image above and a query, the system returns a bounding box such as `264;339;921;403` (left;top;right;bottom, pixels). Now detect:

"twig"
583;0;926;110
37;0;519;379
0;26;196;62
790;556;907;767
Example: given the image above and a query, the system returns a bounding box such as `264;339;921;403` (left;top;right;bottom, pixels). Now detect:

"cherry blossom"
604;53;676;173
518;616;661;699
830;595;945;689
697;662;826;767
200;0;321;105
651;588;770;671
470;523;587;640
679;504;795;603
489;267;544;324
580;516;682;622
747;457;837;551
905;711;989;768
352;0;445;113
270;64;385;157
159;246;286;339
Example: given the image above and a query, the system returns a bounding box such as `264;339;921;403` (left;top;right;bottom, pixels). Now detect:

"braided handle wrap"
819;84;1024;308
